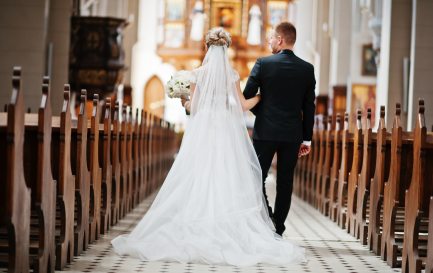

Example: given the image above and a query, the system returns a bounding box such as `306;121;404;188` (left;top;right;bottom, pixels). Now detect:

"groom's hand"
298;144;311;158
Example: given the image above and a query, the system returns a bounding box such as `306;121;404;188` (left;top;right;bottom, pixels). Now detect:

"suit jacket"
243;49;316;143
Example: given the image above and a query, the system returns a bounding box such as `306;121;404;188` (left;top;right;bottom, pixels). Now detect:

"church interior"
0;0;432;272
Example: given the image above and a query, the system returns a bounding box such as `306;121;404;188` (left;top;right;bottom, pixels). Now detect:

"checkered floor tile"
56;174;401;273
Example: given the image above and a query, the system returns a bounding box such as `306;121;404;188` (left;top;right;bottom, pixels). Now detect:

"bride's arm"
236;81;260;111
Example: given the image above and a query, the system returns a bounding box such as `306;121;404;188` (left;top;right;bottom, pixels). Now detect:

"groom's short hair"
275;22;296;45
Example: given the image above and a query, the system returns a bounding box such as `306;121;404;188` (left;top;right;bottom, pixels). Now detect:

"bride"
111;27;306;266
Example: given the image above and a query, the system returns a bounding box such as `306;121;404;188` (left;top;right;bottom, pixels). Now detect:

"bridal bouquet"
165;70;192;99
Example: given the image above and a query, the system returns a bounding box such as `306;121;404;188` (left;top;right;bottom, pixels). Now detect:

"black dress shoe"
275;225;285;236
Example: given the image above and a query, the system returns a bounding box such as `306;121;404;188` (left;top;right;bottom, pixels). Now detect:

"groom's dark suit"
243;49;316;235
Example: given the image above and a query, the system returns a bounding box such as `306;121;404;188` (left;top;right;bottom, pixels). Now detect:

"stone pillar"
376;0;412;128
131;0;175;113
347;0;375;122
407;0;433;129
0;0;50;111
328;0;352;114
292;0;314;64
314;0;331;96
123;0;139;88
47;0;73;113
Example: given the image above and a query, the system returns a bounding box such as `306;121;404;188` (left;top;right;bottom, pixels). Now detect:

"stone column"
47;0;73;113
347;0;375;124
292;0;314;63
328;0;352;114
131;0;175;113
407;0;433;129
376;0;412;128
0;0;50;111
314;0;331;96
122;0;139;88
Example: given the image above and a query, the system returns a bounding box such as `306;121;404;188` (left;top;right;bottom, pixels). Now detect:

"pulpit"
69;16;127;99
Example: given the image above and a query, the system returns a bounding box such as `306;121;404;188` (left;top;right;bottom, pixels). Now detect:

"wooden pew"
153;116;161;189
88;95;102;244
23;77;56;272
305;117;321;204
402;100;433;273
164;122;171;178
337;113;353;229
354;108;377;244
126;107;134;211
160;119;166;187
158;118;164;185
51;86;75;270
142;111;150;197
139;110;147;201
148;115;156;193
302;124;316;202
160;120;166;181
99;98;112;234
426;197;433;273
110;102;121;225
346;110;363;235
329;114;343;221
368;106;391;254
319;116;335;215
381;103;413;267
169;123;176;166
314;117;326;209
293;139;305;198
71;90;90;255
309;117;321;205
144;112;152;197
0;67;31;273
119;105;129;218
132;109;141;207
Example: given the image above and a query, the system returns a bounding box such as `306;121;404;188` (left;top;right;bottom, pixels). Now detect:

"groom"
243;22;316;236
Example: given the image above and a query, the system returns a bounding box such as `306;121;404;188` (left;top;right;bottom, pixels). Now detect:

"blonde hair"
205;27;232;47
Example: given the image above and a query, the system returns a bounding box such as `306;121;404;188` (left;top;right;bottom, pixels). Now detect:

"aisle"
59;174;400;273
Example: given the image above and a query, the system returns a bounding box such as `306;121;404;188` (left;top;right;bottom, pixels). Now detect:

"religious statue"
247;5;262;46
190;1;206;41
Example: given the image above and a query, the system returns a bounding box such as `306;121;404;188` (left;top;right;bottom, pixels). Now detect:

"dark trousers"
253;140;300;234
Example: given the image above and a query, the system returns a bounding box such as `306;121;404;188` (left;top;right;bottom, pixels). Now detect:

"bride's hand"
256;94;261;101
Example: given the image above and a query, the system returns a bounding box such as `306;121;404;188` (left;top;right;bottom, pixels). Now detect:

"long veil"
190;45;242;116
111;45;305;266
186;45;273;227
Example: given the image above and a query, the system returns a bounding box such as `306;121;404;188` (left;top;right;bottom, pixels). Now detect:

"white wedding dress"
111;45;306;266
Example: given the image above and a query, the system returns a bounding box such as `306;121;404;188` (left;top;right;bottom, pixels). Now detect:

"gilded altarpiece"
157;0;293;80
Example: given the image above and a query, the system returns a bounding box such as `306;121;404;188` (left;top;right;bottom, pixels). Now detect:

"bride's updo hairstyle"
205;27;232;48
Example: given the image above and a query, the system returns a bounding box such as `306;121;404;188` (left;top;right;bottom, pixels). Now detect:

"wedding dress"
111;45;306;266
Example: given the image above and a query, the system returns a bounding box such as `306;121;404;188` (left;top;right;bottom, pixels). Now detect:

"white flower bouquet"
165;70;192;99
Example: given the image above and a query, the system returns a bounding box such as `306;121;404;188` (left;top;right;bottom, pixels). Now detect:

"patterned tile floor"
58;174;402;273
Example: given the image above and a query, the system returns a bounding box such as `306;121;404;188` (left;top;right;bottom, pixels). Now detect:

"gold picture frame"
165;0;186;21
267;1;288;27
210;0;242;36
361;44;378;76
350;84;376;128
164;23;185;48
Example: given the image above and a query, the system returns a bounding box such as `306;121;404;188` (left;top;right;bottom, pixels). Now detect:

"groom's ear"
277;35;283;45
